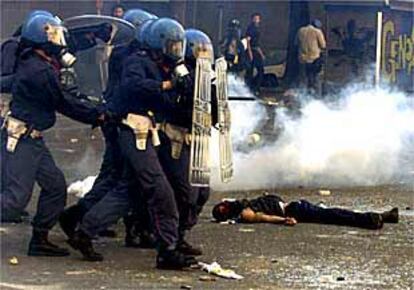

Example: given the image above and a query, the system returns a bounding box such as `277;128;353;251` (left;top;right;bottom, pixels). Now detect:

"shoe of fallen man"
365;213;384;230
68;230;103;261
156;249;198;270
381;207;399;223
176;239;202;256
28;230;70;257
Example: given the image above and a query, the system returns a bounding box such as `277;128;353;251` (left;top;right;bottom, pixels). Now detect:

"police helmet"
13;10;54;37
123;9;157;28
25;10;54;22
135;18;158;50
21;14;76;66
147;18;185;63
185;29;214;63
22;14;66;46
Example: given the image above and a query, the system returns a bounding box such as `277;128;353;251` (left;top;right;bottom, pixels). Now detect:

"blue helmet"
147;18;185;63
185;29;214;62
25;10;54;23
21;14;66;45
123;9;157;28
21;13;76;66
136;18;157;50
13;10;54;37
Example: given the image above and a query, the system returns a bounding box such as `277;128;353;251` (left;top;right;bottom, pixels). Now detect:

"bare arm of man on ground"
240;208;297;225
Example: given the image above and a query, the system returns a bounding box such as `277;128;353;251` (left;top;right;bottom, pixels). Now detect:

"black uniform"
76;46;128;213
157;67;196;239
0;49;102;230
79;53;179;248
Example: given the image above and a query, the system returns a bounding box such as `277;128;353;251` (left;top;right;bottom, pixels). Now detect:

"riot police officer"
156;28;217;256
59;9;157;248
69;18;197;270
0;12;105;256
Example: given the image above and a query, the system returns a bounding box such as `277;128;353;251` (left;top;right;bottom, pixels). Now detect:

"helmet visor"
45;23;68;47
164;39;185;61
193;42;213;61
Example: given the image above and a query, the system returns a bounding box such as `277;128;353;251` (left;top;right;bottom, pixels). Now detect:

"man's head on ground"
112;4;125;18
212;200;246;222
251;12;261;26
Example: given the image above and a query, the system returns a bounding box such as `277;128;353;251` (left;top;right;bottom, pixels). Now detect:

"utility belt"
159;122;191;160
2;114;42;153
122;113;161;151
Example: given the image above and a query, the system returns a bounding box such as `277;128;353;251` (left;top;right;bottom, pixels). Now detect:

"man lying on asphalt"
212;193;399;229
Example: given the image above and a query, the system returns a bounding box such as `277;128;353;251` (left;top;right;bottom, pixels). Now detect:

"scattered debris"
318;190;331;196
239;228;255;233
219;220;236;225
65;269;98;275
199;275;216;282
199;262;244;280
8;256;18;265
180;285;192;289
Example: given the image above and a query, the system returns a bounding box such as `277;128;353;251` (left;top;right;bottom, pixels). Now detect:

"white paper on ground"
67;176;97;198
198;262;244;280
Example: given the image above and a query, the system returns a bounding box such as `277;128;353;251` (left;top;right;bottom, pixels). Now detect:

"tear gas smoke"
211;76;414;190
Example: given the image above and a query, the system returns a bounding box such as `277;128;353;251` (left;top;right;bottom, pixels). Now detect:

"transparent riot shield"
189;57;213;187
215;57;233;183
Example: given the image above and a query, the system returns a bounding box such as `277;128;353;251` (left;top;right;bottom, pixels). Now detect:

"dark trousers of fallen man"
212;194;399;229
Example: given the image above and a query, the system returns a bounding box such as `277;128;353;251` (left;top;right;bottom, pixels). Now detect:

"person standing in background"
245;12;265;95
296;19;326;96
111;4;125;18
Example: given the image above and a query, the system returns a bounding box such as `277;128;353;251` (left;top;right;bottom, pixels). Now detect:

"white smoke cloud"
211;77;414;190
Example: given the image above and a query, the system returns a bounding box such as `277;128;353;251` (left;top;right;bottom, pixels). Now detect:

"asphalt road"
1;117;413;290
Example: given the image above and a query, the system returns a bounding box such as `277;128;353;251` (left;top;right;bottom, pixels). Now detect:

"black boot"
59;205;84;239
68;230;103;261
177;239;202;256
123;214;140;248
382;208;399;223
137;230;156;249
156;248;198;270
28;230;70;257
